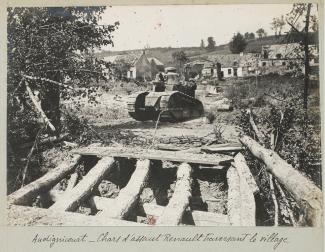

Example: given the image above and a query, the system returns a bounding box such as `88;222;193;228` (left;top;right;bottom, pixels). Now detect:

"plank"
233;153;259;194
98;159;151;219
7;205;144;226
73;146;233;166
201;145;243;153
8;154;82;206
240;135;323;227
50;157;115;212
156;163;192;225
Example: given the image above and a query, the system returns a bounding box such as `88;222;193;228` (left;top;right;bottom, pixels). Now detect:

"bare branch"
21;127;44;187
25;80;56;132
286;20;303;35
22;74;73;90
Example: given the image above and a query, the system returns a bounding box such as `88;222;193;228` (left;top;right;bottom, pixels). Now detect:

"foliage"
206;37;216;51
256;28;267;39
172;50;188;72
244;32;255;40
7;7;119;130
7;7;119;190
270;15;286;36
229;32;247;53
111;58;131;80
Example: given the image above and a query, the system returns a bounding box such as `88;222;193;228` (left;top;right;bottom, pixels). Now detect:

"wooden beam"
50;157;115;212
7;205;144;226
227;163;256;226
156;163;192;225
73;146;233;166
233;153;259;194
98;159;151;219
8;155;82;206
240;135;323;227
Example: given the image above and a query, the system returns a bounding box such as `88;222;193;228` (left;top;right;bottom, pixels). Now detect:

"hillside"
96;33;318;66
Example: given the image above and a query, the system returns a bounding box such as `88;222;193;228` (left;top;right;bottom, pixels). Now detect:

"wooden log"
233;153;259;194
73;146;233;166
8;155;82;206
240;135;323;227
66;173;79;191
99;159;151;219
39;173;78;207
226;165;242;226
238;166;256;226
88;197;230;226
7;205;144;226
25;81;55;132
156;163;192;225
50;157;115;212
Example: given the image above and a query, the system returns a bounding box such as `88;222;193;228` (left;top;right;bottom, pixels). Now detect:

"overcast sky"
100;4;295;51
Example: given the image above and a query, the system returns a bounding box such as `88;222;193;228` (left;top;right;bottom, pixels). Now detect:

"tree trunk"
240;135;323;227
303;3;311;109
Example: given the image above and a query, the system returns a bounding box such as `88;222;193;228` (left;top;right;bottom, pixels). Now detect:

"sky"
99;4;296;51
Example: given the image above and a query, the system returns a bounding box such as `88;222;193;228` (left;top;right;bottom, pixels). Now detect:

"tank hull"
127;91;204;122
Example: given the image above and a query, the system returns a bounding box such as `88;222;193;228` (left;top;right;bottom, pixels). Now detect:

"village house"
207;53;258;79
184;60;221;80
103;51;165;81
259;43;319;75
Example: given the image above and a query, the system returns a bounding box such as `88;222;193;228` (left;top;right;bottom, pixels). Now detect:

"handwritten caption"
32;232;288;250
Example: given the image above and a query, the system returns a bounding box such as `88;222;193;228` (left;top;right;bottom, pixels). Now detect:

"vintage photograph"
7;4;322;227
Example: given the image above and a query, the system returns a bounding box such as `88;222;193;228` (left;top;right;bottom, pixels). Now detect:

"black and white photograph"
6;3;322;228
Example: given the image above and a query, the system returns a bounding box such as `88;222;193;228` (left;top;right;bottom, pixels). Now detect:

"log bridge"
7;144;258;226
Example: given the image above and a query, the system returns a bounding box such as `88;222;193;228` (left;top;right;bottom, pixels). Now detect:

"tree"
244;32;255;40
271;15;286;36
229;32;247;53
113;59;131;80
285;3;316;109
200;39;205;48
256;28;267;39
7;7;119;133
172;51;188;72
206;37;216;51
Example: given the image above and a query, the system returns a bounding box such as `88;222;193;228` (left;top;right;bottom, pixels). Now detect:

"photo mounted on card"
2;0;323;251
